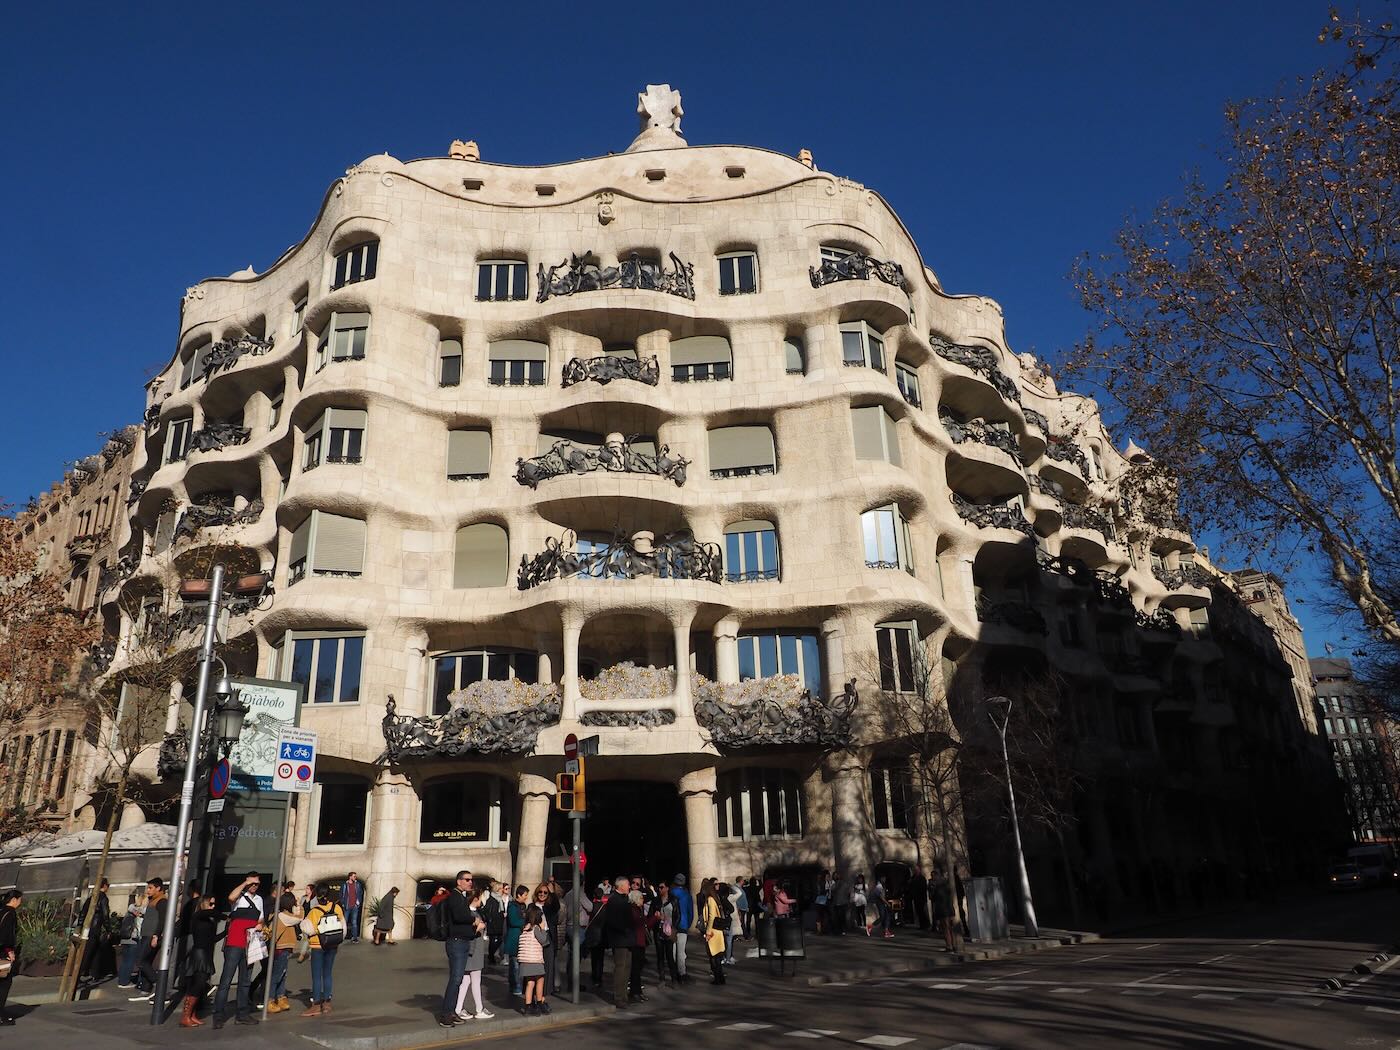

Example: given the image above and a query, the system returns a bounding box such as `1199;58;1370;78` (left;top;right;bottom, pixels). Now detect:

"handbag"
245;928;267;965
0;959;11;979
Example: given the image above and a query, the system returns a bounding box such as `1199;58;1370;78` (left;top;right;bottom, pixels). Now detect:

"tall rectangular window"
439;340;463;386
292;297;307;334
895;363;922;407
476;260;527;301
724;520;780;582
487;340;547;386
283;632;365;703
840;321;886;371
861;504;913;573
875;622;918;692
316;313;369;371
165;417;193;464
717;252;758;295
331;241;378;290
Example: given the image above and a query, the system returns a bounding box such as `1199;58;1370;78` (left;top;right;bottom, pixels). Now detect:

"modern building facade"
1312;657;1400;844
91;86;1335;914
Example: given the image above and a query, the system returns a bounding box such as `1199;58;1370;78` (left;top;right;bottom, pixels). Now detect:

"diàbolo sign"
228;677;304;792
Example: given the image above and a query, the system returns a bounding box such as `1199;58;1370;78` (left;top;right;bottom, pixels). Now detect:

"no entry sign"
209;759;231;799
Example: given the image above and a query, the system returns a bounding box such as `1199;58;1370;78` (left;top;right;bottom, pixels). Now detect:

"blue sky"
0;1;1376;657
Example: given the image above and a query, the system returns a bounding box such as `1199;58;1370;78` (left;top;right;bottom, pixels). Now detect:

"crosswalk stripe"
1050;987;1090;994
720;1023;774;1031
785;1030;841;1038
665;1017;711;1025
857;1038;915;1047
1193;993;1238;1001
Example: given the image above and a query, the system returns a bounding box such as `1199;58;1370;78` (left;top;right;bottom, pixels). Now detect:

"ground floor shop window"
715;768;804;840
419;775;512;845
315;776;370;845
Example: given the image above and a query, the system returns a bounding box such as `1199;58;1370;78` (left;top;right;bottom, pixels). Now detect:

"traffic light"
554;764;586;812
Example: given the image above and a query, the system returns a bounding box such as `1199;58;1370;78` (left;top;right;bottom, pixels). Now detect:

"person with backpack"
436;870;487;1029
647;884;679;987
115;891;144;988
301;884;346;1016
670;874;693;983
516;904;550;1016
212;872;265;1029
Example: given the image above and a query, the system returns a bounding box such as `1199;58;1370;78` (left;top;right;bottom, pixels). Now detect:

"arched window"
433;647;539;714
419;775;513;844
784;338;806;376
714;769;804;840
861;504;913;573
671;336;733;383
723;520;779;582
454;523;508;588
737;630;820;694
708;425;776;478
332;240;378;290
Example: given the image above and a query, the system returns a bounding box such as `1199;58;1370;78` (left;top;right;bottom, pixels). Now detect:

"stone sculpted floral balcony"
378;685;561;763
939;407;1026;464
694;675;859;751
188;422;251;454
949;492;1036;538
174;499;263;543
1044;437;1090;477
536;251;696;303
1060;501;1114;538
200;334;274;380
930;336;1022;405
576;663;680;727
1153;563;1213;590
976;596;1048;634
809;252;905;289
517;529;722;589
561;354;661;388
515;437;688;488
66;533;100;562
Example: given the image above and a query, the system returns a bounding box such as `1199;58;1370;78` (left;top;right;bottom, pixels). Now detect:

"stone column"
515;773;555;887
165;681;184;735
671;610;695;717
825;750;872;877
560;610;584;721
678;767;718;887
821;618;847;699
365;768;414;925
713;616;740;685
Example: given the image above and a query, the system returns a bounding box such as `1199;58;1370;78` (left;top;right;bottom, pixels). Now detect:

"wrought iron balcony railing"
174;499;263;543
379;690;562;762
930;336;1022;405
695;676;859;751
1093;570;1133;608
200;334;273;381
808;252;905;289
561;353;661;388
98;553;139;594
515;437;688;488
127;477;148;505
1136;606;1182;634
1044;437;1090;477
1023;407;1050;433
1153;562;1213;590
1060;501;1114;538
949;492;1036;538
517;529;722;589
976;595;1048;634
939;408;1025;463
536;251;696;303
188;422;251;453
709;464;775;480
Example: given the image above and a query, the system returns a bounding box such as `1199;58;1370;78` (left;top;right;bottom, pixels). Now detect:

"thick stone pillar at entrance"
366;768;414;923
515;772;556;887
825;751;872;877
678;767;717;886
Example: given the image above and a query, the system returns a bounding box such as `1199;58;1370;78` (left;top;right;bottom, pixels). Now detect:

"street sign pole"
262;790;293;1022
570;812;581;1005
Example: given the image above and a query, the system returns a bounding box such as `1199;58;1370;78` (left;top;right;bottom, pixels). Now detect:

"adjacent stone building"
1312;657;1400;845
95;87;1337;915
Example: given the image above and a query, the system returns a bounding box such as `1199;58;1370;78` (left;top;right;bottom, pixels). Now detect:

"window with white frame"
850;405;901;465
861;504;914;573
870;761;915;832
281;630;365;703
287;510;366;585
303;408;366;470
476;259;528;302
820;244;855;265
724;520;780;582
420;775;513;844
487;340;547;386
331;240;378;290
875;621;918;693
784;338;806;375
164;416;193;464
708;425;776;478
717;251;758;295
714;768;804;840
315;312;369;371
671;336;733;383
439;339;463;386
432;648;539;715
292;296;307;334
268;388;284;431
840;320;886;371
895;362;922;407
737;630;820;694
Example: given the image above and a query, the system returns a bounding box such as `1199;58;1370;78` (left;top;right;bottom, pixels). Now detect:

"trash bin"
756;916;779;955
756;916;804;974
967;876;1007;942
775;918;804;958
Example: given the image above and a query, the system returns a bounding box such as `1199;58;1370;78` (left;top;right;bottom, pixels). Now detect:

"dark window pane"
801;635;821;694
345;430;363;460
843;330;865;364
737;254;756;292
747;770;766;837
364;241;378;280
317;780;368;845
876;628;895;692
441;355;461;386
784;773;802;835
527;360;545;384
487;651;511;681
461;652;484;687
758;633;778;678
779;634;799;676
334;254;348;289
478;266;492;300
871;769;889;828
672;365;687;382
291;639;315;688
434;657;456;715
339;636;363;701
869;336;885;372
314;638;339;703
895;629;915;692
719;259;736;295
515;651;539;684
738;637;755;681
715;361;731;380
765;770;783;833
511;264;526;300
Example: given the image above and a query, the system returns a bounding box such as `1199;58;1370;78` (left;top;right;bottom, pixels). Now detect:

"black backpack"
426;897;450;941
119;911;137;940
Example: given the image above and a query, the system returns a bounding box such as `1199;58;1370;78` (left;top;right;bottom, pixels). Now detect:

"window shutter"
882;410;902;467
448;430;491;476
536;430;602;455
454;523;508;588
289;517;311;565
439;339;462;360
784;339;804;373
154;511;176;553
334;311;370;331
708;426;774;471
851;406;885;461
670;336;731;366
304;412;325;441
325;408;367;431
311;512;366;574
488;339;548;362
725;519;774;535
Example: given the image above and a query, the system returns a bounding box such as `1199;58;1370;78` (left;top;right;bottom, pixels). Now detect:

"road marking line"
1365;1005;1400;1016
1248;939;1277;949
942;1044;1000;1050
1134;943;1160;950
1336;953;1400;998
785;1030;841;1038
929;983;967;990
720;1023;774;1031
988;968;1033;979
1193;993;1239;1001
857;1037;915;1047
665;1017;711;1025
1076;954;1112;963
1129;969;1180;985
1198;954;1232;965
1122;989;1166;996
1050;987;1091;994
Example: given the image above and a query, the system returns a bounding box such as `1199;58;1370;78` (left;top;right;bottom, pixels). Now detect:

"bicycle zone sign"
273;727;318;793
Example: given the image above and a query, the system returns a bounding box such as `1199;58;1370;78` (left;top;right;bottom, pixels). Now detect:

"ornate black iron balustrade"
694;677;858;751
1153;563;1213;590
929;336;1022;405
1036;549;1092;584
709;465;775;479
98;553;139;594
561;354;661;388
949;492;1036;538
976;596;1048;634
939;408;1025;464
1060;501;1114;538
200;334;273;380
809;252;905;289
1044;437;1090;477
1136;607;1182;634
174;498;263;543
515;438;688;488
536;251;696;303
1023;407;1050;433
517;529;722;589
88;640;116;674
1093;570;1133;607
580;709;677;728
379;693;561;762
726;567;780;583
188;422;250;453
127;477;148;505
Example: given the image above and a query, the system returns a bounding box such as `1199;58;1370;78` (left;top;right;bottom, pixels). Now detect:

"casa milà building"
107;86;1227;908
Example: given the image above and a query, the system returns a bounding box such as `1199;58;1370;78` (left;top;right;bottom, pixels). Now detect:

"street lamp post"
986;694;1039;939
150;563;229;1024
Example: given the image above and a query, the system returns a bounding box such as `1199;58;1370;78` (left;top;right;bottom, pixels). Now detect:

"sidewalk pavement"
2;922;1095;1049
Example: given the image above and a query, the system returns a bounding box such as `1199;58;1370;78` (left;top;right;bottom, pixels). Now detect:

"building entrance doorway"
549;780;688;887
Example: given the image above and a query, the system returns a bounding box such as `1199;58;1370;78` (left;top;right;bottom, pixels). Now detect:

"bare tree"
1070;13;1400;646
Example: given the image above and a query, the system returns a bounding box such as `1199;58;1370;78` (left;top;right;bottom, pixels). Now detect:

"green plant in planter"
16;896;72;971
365;895;382;922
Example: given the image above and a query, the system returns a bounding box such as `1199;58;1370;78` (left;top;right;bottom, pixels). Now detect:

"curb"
302;1003;616;1050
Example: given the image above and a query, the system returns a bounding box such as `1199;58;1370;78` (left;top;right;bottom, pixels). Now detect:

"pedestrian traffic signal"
554;766;585;812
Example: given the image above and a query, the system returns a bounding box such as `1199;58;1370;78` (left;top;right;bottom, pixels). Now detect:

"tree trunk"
57;769;128;1003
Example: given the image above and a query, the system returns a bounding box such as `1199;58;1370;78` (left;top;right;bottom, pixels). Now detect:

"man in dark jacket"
907;867;930;931
438;871;483;1029
130;878;167;1000
602;877;634;1009
78;878;112;981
